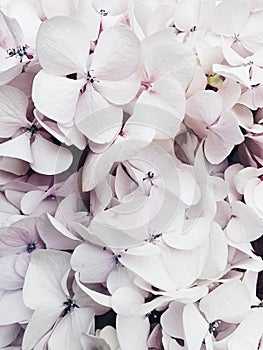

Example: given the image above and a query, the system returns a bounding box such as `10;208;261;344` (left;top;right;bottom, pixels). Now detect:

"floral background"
0;0;263;349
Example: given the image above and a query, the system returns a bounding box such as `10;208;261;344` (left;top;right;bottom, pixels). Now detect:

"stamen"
63;299;79;313
208;320;221;334
26;124;38;137
6;44;33;63
27;242;36;253
99;9;109;16
143;171;155;181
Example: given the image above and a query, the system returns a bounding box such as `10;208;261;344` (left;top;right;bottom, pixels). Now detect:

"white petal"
142;36;196;89
37;213;80;250
75;273;111;307
226;200;263;242
116;315;149;350
163;217;211;250
71;243;115;283
94;73;140;105
200;222;228;279
48;307;94;350
36;16;90;75
199;280;251;323
0;255;24;290
174;0;200;31
76;91;122;143
0;324;20;348
41;0;75;17
0;290;32;325
92;26;140;80
131;102;181;140
80;333;110;350
30;134;73;175
111;287;144;317
210;0;250;36
22;306;63;350
0;133;33;162
0;86;28;137
186;90;222;125
23;250;71;310
76;0;100;41
137;78;186;131
183;303;208;350
205;111;244;164
32;70;84;123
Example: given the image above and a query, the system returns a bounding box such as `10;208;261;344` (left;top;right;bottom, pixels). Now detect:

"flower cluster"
0;0;263;349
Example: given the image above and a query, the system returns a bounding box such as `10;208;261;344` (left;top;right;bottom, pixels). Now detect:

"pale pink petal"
0;61;23;86
240;11;263;53
37;213;80;250
227;309;263;348
212;64;250;87
0;255;24;290
173;0;200;32
200;280;251;323
23;250;71;310
159;243;208;289
71;243;115;283
22;306;63;350
107;267;135;295
20;190;46;215
30;134;73;175
90;177;113;215
224;163;244;202
205;111;244;164
0;324;20;348
36;16;90;75
75;273;112;307
76;0;100;41
183;303;208;350
111;287;144;316
41;0;76;17
161;301;185;339
186;90;222;126
76;90;122;143
141;36;195;89
0;86;28;137
130;102;181;140
48;307;94;350
0;290;32;325
163;217;211;250
100;325;120;349
15;252;31;278
94;73;140;105
226;200;263;242
92;26;140;81
119;249;178;291
116;315;150;350
210;0;250;36
80;333;110;350
195;38;223;74
199;222;228;279
32;70;85;123
137;78;186;124
218;78;241;110
0;133;33;162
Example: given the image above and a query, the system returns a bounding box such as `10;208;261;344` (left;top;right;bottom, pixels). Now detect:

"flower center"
86;70;99;84
26;124;38;137
26;242;36;253
99;8;109;16
63;299;79;313
6;44;33;63
208;320;221;334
